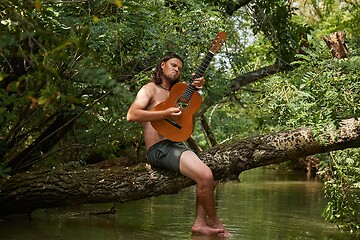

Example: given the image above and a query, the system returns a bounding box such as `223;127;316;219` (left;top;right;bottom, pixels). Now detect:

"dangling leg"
180;151;231;237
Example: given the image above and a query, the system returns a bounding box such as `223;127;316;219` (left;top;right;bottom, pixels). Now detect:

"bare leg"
180;151;231;237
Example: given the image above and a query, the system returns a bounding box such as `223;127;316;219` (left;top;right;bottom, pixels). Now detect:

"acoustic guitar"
151;32;226;142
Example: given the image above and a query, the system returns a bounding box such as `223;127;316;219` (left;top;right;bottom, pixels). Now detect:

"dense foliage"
0;0;359;231
248;1;360;231
0;0;228;173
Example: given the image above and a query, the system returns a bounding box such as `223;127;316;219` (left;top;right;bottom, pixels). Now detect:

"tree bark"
186;137;202;153
201;115;218;147
321;31;349;58
1;118;360;216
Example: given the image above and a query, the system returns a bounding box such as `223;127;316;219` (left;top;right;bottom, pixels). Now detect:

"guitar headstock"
209;32;226;54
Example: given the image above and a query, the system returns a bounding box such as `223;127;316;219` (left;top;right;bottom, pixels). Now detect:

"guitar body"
151;82;202;142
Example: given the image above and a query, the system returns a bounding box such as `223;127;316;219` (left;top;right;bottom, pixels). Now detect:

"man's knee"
198;167;214;186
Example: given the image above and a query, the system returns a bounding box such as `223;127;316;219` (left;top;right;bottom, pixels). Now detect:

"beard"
163;71;179;82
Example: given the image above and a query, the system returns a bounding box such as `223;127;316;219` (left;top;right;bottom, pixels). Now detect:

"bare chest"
147;88;169;110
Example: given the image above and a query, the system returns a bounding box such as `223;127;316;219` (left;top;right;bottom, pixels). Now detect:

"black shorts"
146;140;191;173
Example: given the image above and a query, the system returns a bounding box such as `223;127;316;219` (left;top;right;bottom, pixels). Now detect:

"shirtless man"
127;53;230;237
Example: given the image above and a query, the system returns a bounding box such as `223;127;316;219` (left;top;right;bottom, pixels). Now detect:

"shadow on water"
1;168;359;240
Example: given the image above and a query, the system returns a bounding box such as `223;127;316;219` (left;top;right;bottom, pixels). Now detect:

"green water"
0;168;358;240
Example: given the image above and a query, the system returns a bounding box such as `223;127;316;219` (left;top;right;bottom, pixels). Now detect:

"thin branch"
10;90;114;170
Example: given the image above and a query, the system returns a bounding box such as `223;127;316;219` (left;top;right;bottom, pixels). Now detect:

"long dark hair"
152;53;184;88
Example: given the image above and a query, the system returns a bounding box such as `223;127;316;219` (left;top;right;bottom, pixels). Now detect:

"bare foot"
191;225;224;236
215;225;231;238
207;222;232;238
222;229;232;238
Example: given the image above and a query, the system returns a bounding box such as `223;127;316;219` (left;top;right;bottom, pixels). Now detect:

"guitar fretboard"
182;51;215;101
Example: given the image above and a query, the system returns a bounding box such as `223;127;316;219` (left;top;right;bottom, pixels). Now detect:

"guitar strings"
182;51;214;101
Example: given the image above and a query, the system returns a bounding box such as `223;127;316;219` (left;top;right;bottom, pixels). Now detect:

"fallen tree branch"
1;118;360;216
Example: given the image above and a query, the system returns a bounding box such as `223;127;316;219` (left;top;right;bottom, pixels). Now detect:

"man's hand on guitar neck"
191;73;206;90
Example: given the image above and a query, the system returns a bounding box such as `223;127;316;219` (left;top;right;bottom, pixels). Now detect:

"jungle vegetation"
0;0;359;231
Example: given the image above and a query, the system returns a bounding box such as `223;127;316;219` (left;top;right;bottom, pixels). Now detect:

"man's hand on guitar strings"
167;106;182;120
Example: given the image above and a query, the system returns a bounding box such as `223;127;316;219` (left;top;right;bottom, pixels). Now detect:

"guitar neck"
182;51;215;101
192;51;215;81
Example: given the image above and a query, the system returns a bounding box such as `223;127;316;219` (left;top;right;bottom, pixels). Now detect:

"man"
127;53;230;237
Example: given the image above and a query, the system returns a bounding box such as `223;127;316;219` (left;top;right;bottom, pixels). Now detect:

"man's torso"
142;82;170;149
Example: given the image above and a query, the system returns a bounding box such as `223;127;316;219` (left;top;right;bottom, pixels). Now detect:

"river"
0;168;358;240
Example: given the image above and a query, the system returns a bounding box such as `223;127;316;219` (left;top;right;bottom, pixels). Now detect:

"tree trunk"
186;137;202;153
1;118;360;216
321;31;349;58
201;115;218;147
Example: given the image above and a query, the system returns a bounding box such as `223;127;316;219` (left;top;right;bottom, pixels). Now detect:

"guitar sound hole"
177;97;189;109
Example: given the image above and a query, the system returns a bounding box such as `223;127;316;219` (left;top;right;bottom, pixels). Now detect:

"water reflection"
0;168;359;240
191;234;226;240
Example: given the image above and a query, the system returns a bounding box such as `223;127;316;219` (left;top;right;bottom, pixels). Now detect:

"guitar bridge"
165;119;182;129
